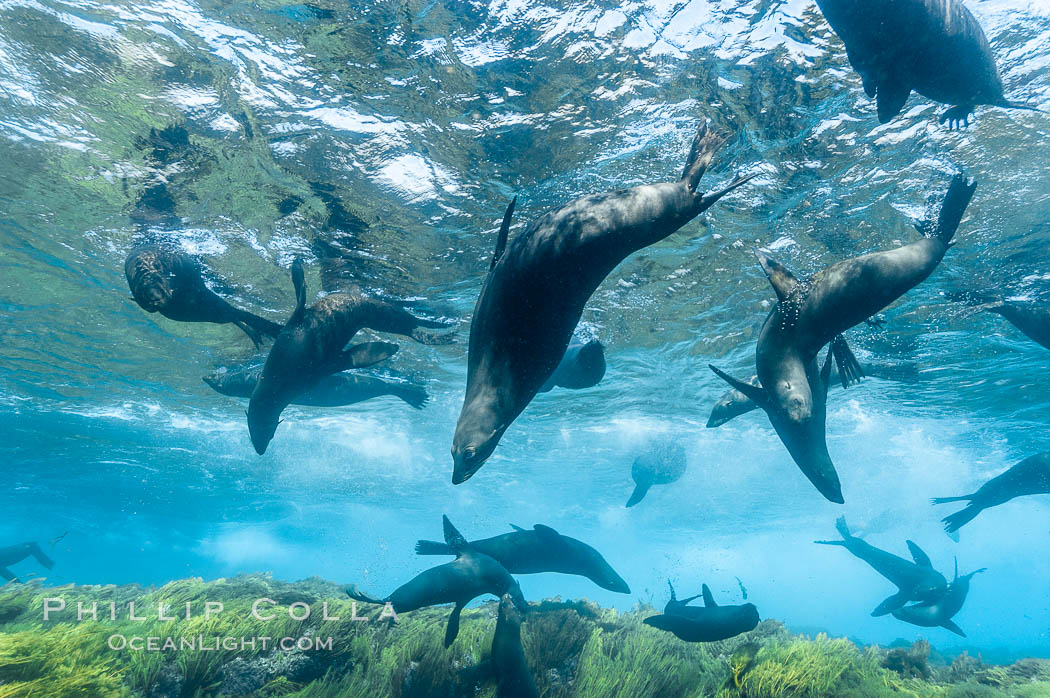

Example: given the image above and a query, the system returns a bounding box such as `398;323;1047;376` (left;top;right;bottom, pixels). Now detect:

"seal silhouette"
415;515;629;594
125;246;281;347
711;174;977;502
0;541;54;583
933;451;1050;534
891;559;986;637
815;0;1037;126
452;122;754;483
644;580;759;642
950;294;1050;352
346;516;526;647
537;339;607;393
816;517;947;616
204;365;428;410
627;437;687;507
248;260;453;454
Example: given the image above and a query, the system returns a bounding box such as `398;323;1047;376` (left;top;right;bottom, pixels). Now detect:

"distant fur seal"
537;339;607;393
452;123;754;483
248;260;453;454
125;245;281;347
951;294;1050;351
933;452;1050;534
347;517;526;647
627;437;687;507
204;365;428;409
816;516;947;616
711;174;976;502
815;0;1037;126
644;580;760;642
0;542;54;583
415;515;630;594
891;559;985;637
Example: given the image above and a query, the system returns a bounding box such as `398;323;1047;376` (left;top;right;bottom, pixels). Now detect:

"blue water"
2;0;1050;662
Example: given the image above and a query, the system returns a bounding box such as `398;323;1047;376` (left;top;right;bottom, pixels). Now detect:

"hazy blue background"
1;0;1049;661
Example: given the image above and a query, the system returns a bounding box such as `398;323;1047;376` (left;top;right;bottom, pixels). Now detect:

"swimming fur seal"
125;245;281;347
891;559;986;637
644;580;760;642
815;516;947;616
204;365;428;409
0;542;54;583
706;359;921;428
415;515;630;594
627;437;687;507
815;0;1037;126
452;123;754;483
950;294;1050;351
933;451;1050;534
248;260;453;454
537;339;607;393
346;517;526;648
460;594;540;698
711;174;977;502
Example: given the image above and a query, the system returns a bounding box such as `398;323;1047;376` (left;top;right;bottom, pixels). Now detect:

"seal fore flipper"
871;590;910;617
701;583;718;607
442;515;470;553
821;344;834;399
444;601;465;647
626;480;652;507
28;543;54;569
941;619;966;637
830;335;864;388
0;567;17;583
291;257;307;321
709;365;769;409
667;579;677;602
906;540;934;568
755;249;799;302
490;197;516;271
923;174;977;244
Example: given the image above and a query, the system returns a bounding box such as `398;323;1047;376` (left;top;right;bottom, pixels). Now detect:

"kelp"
0;574;1045;698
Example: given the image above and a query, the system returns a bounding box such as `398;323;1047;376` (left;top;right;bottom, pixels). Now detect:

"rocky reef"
0;575;1047;697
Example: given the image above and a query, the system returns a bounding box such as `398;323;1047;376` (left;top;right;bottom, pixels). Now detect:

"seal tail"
830;335;864;388
391;383;429;410
415;540;454;556
926;174;977;245
941;504;985;535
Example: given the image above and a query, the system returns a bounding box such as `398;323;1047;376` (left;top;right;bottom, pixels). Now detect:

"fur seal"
644;581;760;642
204;365;428;410
0;542;54;583
815;0;1037;126
891;559;985;637
933;451;1050;534
627;437;687;507
950;294;1050;351
711;174;977;502
415;515;629;594
537;339;607;393
452;123;754;483
816;516;947;616
125;246;281;347
346;516;526;647
248;260;453;454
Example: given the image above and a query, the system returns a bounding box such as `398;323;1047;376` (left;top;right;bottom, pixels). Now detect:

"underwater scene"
2;0;1050;695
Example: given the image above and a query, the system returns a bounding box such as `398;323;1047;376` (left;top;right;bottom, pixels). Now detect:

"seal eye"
464;447;477;461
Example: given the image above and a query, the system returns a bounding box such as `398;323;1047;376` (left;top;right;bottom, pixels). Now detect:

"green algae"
0;575;1046;698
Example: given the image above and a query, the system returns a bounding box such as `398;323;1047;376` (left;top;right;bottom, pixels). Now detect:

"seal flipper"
906;540;934;568
755;249;799;302
290;257;307;322
0;567;17;583
443;515;470;553
940;503;985;535
626;480;653;508
490;197;516;271
871;590;909;617
532;524;560;540
941;619;966;637
821;344;834;399
701;583;717;607
345;584;386;605
28;543;54;569
875;78;911;123
327;342;399;372
939;104;975;130
415;540;455;556
681;121;724;193
929;175;977;245
232;319;266;349
709;366;769;409
830;335;864;388
509;524;526;532
667;579;677;603
444;601;465;647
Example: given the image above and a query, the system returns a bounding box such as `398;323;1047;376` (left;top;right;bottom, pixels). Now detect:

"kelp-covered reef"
0;576;1046;698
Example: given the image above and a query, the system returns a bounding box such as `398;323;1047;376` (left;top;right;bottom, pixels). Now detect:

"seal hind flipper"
876;78;911;123
0;567;17;583
291;257;307;321
931;495;973;505
345;584;386;605
928;175;977;244
871;590;909;617
906;540;934;568
830;335;864;388
941;503;985;535
681;122;724;193
232;319;266;349
709;365;769;409
490;197;516;271
28;543;53;569
444;601;466;647
701;584;717;607
415;540;454;556
755;249;799;302
327;342;399;372
442;515;470;552
941;619;966;637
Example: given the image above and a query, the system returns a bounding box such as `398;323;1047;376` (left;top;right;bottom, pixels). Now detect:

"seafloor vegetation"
0;575;1047;698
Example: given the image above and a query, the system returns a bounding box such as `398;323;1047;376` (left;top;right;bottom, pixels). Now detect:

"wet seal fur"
891;559;986;637
816;516;947;616
248;259;453;454
0;542;54;583
537;339;607;393
204;365;428;410
933;451;1050;534
347;516;526;647
452;122;755;483
125;245;281;347
644;580;760;642
711;174;977;502
415;515;629;594
627;437;687;507
815;0;1038;126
